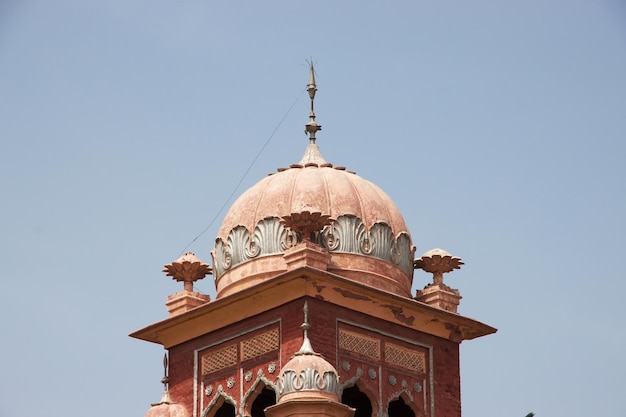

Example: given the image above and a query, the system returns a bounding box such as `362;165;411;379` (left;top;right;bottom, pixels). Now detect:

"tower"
131;65;496;417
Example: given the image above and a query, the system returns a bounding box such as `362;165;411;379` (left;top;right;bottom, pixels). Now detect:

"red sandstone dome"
211;143;415;298
217;153;407;241
276;348;340;403
144;392;188;417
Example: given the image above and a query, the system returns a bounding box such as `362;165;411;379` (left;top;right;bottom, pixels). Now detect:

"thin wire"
179;89;306;256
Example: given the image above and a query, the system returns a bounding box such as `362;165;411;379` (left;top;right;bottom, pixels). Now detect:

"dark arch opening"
213;401;235;417
341;385;372;417
251;386;276;417
388;396;416;417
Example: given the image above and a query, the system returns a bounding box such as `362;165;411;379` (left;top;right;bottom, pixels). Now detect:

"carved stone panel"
337;322;432;417
196;323;281;417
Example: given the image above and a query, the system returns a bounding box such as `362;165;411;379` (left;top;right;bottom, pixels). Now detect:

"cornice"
130;266;496;349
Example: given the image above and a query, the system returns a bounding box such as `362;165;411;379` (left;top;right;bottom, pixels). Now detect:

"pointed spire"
152;352;172;406
296;301;316;355
161;352;169;388
305;61;322;144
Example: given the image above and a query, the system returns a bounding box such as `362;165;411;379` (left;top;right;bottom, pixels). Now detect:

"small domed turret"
144;392;188;417
275;302;340;403
143;354;189;417
266;302;354;417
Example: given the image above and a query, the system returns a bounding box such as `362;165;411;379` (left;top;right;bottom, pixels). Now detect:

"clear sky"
1;1;625;416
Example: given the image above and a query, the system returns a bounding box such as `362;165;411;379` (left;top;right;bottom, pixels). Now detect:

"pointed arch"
387;392;419;417
341;383;376;417
241;372;278;417
201;387;237;417
250;386;276;417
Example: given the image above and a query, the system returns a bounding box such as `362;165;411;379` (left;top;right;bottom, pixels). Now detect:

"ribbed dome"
144;391;188;417
275;301;341;403
276;352;340;403
144;403;187;417
217;162;407;241
211;144;415;298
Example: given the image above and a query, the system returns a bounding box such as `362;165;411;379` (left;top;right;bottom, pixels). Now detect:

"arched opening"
388;396;415;417
251;386;276;417
213;402;235;417
341;385;372;417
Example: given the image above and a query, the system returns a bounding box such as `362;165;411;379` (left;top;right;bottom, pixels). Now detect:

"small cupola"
266;302;354;417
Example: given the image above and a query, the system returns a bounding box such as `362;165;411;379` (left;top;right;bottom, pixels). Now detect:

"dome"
144;403;188;417
216;154;407;242
144;391;188;417
276;351;340;403
211;143;415;298
211;67;415;298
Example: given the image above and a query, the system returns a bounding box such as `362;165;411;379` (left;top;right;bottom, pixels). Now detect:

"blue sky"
1;1;625;416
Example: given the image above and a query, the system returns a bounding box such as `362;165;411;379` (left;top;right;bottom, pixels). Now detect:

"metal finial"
307;64;317;100
162;352;169;388
302;301;310;336
305;61;322;144
296;301;316;355
152;352;173;406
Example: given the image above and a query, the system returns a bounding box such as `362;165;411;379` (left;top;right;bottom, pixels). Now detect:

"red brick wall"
168;296;461;417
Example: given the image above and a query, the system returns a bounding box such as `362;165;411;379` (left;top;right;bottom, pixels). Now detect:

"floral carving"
390;240;399;264
163;252;211;292
279;368;339;396
396;233;414;275
414;248;464;288
280;225;298;250
213;218;292;279
320;215;414;276
245;236;260;259
223;249;231;270
321;215;365;253
340;366;363;391
280;211;333;242
368;222;395;259
255;217;285;255
361;234;372;254
213;214;415;280
268;363;276;374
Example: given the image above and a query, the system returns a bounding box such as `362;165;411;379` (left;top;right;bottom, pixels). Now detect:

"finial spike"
305;60;321;144
307;62;317;100
296;301;316;355
162;352;169;389
152;352;173;406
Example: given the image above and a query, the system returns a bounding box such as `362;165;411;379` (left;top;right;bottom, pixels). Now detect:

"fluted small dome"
276;352;340;403
144;392;188;417
275;301;341;403
211;144;415;298
144;403;187;417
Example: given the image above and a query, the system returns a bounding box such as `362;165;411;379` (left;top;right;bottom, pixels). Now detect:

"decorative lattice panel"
240;328;279;361
338;329;380;359
384;343;425;373
202;344;237;375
